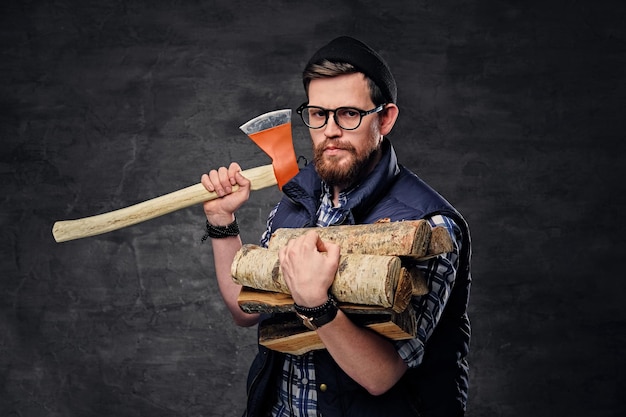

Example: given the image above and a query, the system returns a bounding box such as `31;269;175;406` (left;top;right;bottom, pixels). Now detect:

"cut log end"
427;226;455;255
391;268;413;313
408;267;429;296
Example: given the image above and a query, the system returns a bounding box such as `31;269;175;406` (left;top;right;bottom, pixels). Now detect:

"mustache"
316;139;356;152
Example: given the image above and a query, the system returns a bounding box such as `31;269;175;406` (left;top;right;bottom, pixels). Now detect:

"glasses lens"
335;108;362;130
302;107;327;128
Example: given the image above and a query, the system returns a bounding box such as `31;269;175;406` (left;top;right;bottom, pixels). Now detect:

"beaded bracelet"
293;293;337;315
201;217;240;242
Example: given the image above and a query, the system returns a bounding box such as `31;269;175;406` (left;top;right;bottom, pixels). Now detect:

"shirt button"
301;378;308;385
319;383;328;392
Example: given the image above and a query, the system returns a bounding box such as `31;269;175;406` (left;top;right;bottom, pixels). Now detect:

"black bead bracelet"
201;217;240;242
293;293;337;315
294;293;339;330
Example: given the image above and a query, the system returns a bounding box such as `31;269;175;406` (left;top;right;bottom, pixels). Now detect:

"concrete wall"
1;1;624;416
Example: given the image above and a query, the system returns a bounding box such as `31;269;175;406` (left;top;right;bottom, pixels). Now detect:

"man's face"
307;73;383;189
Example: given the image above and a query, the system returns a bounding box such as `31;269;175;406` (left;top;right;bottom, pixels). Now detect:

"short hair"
302;60;386;106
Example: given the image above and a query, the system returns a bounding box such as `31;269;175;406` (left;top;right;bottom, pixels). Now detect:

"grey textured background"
1;1;625;416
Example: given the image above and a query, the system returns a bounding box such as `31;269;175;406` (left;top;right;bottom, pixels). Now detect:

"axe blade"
240;109;299;189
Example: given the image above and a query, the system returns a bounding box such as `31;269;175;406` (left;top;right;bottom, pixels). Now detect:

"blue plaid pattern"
270;352;318;417
395;214;461;367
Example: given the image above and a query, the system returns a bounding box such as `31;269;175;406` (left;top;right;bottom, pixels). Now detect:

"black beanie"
305;36;397;104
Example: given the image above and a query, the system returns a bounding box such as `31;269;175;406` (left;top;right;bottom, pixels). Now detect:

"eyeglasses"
296;103;386;130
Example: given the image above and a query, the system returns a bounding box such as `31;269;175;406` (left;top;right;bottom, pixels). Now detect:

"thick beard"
313;138;381;189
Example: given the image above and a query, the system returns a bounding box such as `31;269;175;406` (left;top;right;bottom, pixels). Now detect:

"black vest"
245;139;472;417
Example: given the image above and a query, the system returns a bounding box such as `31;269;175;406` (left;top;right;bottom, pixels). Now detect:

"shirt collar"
320;181;358;209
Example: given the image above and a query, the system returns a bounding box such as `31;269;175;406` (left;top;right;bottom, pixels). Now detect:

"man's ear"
379;104;399;136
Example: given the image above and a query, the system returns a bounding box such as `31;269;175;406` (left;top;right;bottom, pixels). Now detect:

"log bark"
258;308;417;355
267;220;432;258
231;245;289;293
238;288;295;314
231;244;405;308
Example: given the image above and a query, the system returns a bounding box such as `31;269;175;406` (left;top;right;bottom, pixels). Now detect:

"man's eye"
338;109;359;118
310;109;326;118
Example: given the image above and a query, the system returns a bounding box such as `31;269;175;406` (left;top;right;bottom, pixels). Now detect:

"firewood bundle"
231;220;454;355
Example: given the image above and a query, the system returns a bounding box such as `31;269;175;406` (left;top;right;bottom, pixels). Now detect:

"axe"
52;109;299;243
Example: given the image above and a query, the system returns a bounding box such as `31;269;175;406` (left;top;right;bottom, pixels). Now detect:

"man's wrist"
294;293;339;330
201;216;240;242
205;213;235;226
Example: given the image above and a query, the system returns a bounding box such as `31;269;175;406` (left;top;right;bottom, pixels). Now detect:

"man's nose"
324;112;342;137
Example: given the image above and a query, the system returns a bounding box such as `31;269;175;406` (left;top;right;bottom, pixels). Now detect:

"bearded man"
201;36;472;417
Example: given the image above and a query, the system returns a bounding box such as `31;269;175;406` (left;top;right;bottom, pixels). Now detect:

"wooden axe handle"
52;164;277;243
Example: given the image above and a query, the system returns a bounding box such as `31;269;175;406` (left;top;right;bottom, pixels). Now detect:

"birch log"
267;220;432;258
231;244;406;308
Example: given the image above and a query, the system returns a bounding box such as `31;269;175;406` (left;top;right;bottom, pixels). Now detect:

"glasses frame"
296;103;386;131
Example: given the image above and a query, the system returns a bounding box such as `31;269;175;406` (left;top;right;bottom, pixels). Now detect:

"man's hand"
201;162;251;225
280;231;407;394
278;230;341;307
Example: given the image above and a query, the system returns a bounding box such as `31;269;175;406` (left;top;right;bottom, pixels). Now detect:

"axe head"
240;109;299;189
